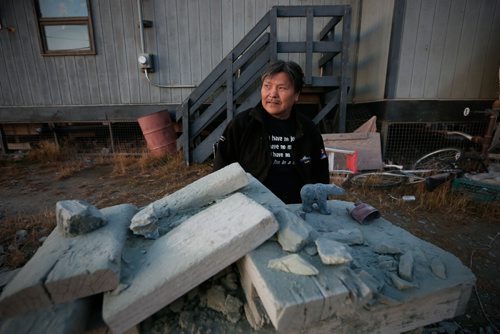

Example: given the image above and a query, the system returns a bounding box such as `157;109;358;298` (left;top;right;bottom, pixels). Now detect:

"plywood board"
322;132;383;171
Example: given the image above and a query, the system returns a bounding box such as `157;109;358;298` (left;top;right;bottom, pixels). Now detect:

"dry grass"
111;154;141;176
138;151;185;172
0;151;211;270
109;151;194;178
344;179;500;223
26;140;80;163
56;160;87;179
0;209;56;268
26;140;62;162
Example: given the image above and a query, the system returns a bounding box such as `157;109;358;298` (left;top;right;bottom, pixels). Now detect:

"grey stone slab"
239;198;476;332
102;193;278;333
0;268;20;289
129;162;249;238
0;298;91;334
238;241;350;330
0;204;137;318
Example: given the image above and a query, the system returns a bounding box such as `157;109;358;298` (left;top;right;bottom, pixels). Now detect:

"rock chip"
323;227;364;245
178;311;195;330
129;204;161;239
378;259;398;272
275;208;313;252
398;251;414;281
168;296;185;313
206;285;226;313
357;270;384;292
15;230;28;244
431;257;447;279
389;273;418;290
268;254;319;276
304;244;318;256
373;242;402;255
224;294;243;323
315;238;353;265
56;200;107;237
221;272;239;291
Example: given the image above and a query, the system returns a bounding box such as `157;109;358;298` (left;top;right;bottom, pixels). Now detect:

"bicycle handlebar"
442;131;473;141
464;108;499;117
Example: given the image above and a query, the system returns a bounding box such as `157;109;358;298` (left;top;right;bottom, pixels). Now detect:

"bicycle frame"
441;106;499;159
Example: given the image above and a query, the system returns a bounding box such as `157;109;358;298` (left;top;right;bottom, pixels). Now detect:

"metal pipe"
144;70;197;89
137;0;145;53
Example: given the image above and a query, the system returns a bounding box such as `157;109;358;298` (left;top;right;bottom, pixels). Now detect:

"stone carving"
300;183;345;215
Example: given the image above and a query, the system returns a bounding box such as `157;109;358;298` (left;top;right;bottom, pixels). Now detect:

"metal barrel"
137;110;177;157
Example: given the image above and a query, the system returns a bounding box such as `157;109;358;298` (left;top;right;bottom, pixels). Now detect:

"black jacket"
214;104;329;188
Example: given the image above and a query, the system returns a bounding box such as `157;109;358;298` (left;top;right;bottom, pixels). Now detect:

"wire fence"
344;108;490;166
382;121;488;166
1;122;149;155
1;115;491;165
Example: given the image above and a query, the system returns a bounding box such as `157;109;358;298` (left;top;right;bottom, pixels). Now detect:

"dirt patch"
0;154;498;332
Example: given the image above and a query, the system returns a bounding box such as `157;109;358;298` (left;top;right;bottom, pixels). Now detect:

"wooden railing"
177;5;351;164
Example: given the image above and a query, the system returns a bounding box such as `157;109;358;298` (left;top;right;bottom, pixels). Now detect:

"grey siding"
394;0;499;99
352;0;394;102
0;0;365;109
0;0;497;118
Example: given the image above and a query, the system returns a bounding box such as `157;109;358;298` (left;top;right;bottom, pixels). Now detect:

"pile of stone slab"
0;163;476;334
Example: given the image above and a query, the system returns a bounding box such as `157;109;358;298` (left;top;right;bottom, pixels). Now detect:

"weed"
345;180;500;224
0;209;56;268
26;140;62;162
56;160;87;180
25;140;79;164
112;154;140;176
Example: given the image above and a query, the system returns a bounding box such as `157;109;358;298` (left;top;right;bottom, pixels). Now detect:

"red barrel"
138;110;177;157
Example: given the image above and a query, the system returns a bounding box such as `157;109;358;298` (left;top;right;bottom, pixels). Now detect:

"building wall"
351;0;394;102
392;0;500;100
0;0;388;112
0;0;496;120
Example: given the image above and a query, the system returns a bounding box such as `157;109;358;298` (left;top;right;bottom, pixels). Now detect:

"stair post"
226;54;234;122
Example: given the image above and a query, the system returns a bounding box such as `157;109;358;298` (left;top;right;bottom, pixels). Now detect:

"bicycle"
330;100;500;189
412;104;499;173
346;165;456;189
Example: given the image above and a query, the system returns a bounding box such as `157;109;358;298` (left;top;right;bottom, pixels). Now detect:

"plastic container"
452;178;500;202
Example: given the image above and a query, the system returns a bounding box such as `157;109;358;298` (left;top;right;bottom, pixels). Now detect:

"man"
214;60;329;204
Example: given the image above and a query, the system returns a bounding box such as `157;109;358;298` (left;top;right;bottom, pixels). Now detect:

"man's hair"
261;60;304;93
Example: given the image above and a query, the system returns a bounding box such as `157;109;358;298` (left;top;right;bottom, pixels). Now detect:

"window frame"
34;0;96;56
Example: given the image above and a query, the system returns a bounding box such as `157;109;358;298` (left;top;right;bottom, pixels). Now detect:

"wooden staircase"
176;5;352;164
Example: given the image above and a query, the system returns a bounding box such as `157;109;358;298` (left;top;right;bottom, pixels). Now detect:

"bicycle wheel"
349;172;406;188
412;148;462;171
329;170;355;186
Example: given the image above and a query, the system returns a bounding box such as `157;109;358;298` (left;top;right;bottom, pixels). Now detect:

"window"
34;0;95;55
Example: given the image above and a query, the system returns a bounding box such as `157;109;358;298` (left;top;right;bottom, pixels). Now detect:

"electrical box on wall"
138;53;154;72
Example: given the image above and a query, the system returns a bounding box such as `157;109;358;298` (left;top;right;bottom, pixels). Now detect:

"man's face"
261;72;299;119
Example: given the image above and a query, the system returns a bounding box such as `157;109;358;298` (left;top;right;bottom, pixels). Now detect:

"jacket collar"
250;103;305;137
